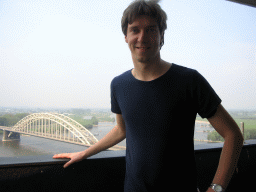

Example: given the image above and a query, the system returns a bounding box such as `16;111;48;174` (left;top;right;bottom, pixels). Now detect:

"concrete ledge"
0;150;126;168
1;140;256;167
0;141;256;192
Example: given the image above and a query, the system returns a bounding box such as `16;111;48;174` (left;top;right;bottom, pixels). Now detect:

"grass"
233;118;256;130
196;115;256;141
196;117;256;130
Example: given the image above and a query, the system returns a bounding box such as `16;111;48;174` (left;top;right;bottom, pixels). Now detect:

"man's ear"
160;32;164;47
125;35;128;43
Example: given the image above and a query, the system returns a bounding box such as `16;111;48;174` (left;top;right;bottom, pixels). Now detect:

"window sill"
0;150;126;168
1;139;256;167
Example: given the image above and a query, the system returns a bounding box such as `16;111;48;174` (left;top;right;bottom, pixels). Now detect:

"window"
0;0;255;158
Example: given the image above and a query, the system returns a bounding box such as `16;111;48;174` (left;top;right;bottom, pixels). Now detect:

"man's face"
125;15;163;63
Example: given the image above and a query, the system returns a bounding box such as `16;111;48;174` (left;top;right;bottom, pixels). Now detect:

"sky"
0;0;255;110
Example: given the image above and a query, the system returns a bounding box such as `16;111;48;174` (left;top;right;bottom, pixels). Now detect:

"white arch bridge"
1;113;125;150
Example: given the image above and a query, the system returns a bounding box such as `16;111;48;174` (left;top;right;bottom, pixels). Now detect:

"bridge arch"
12;113;98;146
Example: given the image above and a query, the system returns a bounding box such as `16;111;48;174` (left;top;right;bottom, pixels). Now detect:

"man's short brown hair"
121;0;167;48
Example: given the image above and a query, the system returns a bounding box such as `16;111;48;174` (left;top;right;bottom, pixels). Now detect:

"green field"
233;119;256;130
196;117;256;130
196;112;256;141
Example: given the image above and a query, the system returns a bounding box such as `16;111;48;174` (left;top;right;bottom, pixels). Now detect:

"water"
89;122;126;147
194;122;214;142
0;122;213;157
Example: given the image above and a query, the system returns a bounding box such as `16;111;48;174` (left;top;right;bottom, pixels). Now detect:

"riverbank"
194;139;223;143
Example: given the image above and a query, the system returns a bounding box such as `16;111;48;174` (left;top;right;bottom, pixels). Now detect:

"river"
0;122;214;157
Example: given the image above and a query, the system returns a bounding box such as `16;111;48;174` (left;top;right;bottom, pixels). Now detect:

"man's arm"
53;114;126;168
206;104;243;192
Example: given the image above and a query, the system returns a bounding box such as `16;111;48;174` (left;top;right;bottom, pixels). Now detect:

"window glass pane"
0;109;124;157
0;0;255;158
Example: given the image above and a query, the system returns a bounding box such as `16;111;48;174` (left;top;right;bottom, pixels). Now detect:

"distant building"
83;116;93;120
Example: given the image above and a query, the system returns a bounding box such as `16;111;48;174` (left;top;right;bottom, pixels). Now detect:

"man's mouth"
136;47;150;50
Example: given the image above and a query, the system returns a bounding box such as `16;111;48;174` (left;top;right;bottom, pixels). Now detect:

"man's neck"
132;58;171;81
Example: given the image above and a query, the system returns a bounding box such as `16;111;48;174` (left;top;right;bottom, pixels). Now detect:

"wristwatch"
210;184;225;192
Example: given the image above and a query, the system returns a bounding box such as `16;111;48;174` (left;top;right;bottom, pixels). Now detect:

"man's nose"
137;30;147;43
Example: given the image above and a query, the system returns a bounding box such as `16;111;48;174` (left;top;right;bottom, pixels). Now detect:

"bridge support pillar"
2;130;20;141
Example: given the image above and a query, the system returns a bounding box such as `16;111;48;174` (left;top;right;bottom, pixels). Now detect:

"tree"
15;113;29;120
207;131;225;142
91;116;98;125
83;123;93;129
0;113;29;127
0;117;7;126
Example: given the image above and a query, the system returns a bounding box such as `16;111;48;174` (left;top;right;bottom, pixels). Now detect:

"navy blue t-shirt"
111;63;221;192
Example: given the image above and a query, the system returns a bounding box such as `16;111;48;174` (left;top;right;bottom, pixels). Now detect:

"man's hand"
53;114;126;169
53;151;87;168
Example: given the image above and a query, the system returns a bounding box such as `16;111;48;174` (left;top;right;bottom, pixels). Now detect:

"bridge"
0;113;125;150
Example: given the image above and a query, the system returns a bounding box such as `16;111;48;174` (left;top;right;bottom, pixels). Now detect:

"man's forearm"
52;124;126;168
83;125;126;158
208;132;243;191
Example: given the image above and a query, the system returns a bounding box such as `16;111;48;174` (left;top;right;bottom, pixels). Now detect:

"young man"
53;1;243;191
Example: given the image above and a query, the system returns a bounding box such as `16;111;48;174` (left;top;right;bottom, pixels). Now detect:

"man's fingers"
63;159;75;168
52;152;83;168
53;153;71;159
63;160;73;168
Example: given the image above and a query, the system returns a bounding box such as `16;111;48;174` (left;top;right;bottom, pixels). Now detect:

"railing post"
60;123;62;140
55;122;57;136
44;118;46;136
64;125;66;141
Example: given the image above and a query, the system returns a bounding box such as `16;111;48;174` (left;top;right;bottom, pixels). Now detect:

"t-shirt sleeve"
110;78;122;114
193;70;221;119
